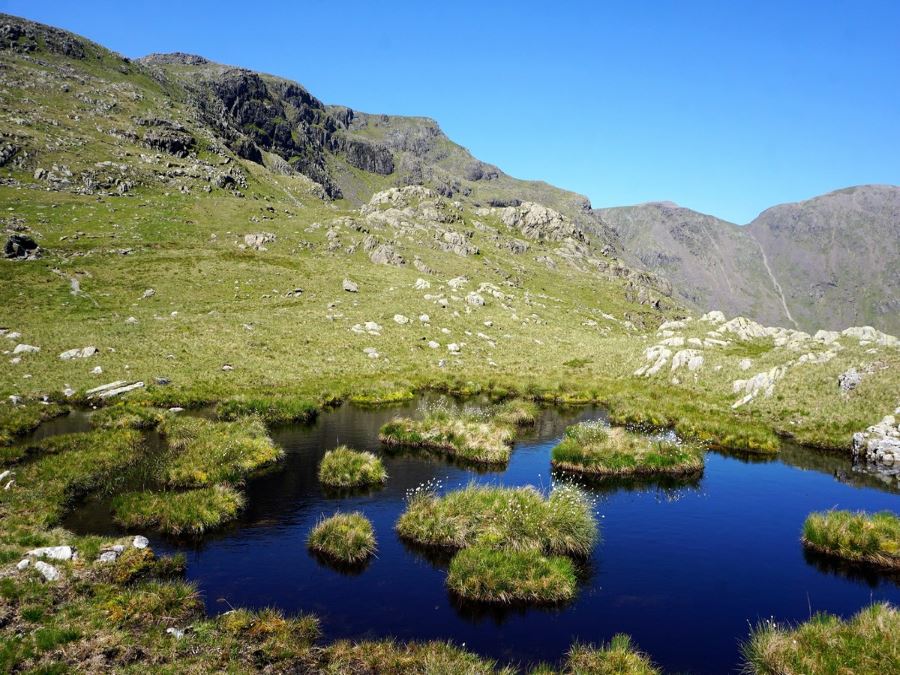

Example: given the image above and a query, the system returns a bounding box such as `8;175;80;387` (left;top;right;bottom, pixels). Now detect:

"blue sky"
5;1;899;223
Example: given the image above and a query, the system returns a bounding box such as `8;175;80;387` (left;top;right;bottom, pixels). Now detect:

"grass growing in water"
563;635;661;674
801;510;900;570
446;547;576;604
216;394;317;425
160;416;282;487
112;485;245;535
396;483;598;556
742;603;899;674
380;401;515;464
307;512;376;564
91;402;167;430
552;423;703;477
318;446;387;488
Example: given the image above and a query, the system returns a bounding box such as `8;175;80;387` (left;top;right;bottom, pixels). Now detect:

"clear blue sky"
5;0;899;223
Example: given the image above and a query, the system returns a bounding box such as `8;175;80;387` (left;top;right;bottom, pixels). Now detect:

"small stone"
447;343;461;353
13;344;39;354
342;278;358;293
27;546;74;561
141;289;155;299
91;366;103;375
428;341;440;349
16;559;30;571
222;364;233;371
35;561;59;581
125;316;138;324
98;551;118;563
393;314;410;325
166;627;185;639
132;535;149;549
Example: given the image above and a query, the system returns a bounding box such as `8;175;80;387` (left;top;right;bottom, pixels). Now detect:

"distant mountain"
600;185;900;334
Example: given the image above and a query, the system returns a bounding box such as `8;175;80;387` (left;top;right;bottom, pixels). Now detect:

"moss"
396;483;597;557
318;446;387;488
447;546;576;604
552;424;704;477
307;512;376;564
160;416;283;487
802;510;900;570
743;603;899;674
112;485;245;535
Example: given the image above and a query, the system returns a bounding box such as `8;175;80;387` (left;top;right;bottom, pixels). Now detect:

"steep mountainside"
601;186;900;334
597;203;791;327
747;185;900;333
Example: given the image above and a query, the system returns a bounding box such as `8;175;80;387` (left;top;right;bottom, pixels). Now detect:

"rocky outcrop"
497;202;584;242
330;135;394;174
0;15;87;58
138;118;195;157
853;412;900;466
4;234;40;259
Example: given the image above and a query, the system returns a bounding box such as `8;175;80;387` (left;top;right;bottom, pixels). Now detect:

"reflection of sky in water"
58;398;900;675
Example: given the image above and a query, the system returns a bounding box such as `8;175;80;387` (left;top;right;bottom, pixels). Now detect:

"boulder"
369;244;404;266
853;414;900;465
244;233;276;250
13;344;39;354
4;234;40;259
59;346;98;360
133;535;149;549
34;561;60;582
342;278;358;293
393;314;410;325
27;545;74;561
838;368;862;393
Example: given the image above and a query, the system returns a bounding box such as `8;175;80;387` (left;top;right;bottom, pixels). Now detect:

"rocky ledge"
853;411;900;466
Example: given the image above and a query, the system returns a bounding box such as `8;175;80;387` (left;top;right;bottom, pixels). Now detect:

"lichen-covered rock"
853;414;900;465
497;202;584;242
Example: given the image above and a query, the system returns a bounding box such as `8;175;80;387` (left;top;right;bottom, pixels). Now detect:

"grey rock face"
838;368;862;393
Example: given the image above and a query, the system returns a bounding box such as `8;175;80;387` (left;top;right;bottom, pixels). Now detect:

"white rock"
672;349;703;372
342;278;358;293
16;559;30;571
91;366;103;374
13;344;39;354
739;358;752;371
466;292;485;306
132;535;149;549
59;346;98;360
427;341;440;349
393;314;410;325
98;382;144;398
98;551;119;563
35;561;59;581
447;276;468;290
659;336;685;347
141;288;156;299
419;314;430;323
700;310;726;324
447;343;461;353
125;316;139;324
166;627;185;639
414;278;430;290
28;546;74;561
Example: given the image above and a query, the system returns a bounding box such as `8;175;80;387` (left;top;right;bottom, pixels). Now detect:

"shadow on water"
307;548;373;576
37;396;900;674
802;547;900;589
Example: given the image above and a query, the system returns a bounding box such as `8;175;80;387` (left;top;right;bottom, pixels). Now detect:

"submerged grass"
318;446;387;488
742;603;900;674
111;485;245;535
307;512;376;564
446;546;576;604
396;483;598;557
802;510;900;570
552;423;703;477
160;415;282;487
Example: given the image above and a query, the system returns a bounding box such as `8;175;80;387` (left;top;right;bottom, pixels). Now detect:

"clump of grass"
101;580;201;628
322;639;510;674
0;401;67;446
380;402;514;464
218;608;320;662
91;402;167;430
307;512;376;564
396;483;598;556
564;635;661;674
318;446;387;488
802;510;900;570
552;423;703;477
672;414;778;454
349;389;415;407
446;546;576;604
112;485;245;535
492;398;539;427
742;603;899;674
160;416;283;487
216;395;317;425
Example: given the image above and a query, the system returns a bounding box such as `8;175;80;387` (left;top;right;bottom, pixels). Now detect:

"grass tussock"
318;446;387;488
91;402;167;430
552;424;703;477
112;485;245;535
380;401;515;464
802;510;900;570
564;635;661;674
446;546;576;604
307;512;376;564
216;394;317;425
349;388;415;406
396;483;598;557
742;603;900;674
322;639;512;675
218;608;320;662
160;415;282;487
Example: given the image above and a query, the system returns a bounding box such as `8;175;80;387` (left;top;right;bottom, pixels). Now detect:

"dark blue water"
65;400;900;673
